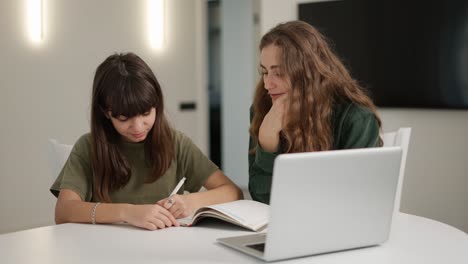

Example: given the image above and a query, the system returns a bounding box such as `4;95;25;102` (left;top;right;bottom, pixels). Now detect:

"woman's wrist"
258;133;280;153
259;120;281;152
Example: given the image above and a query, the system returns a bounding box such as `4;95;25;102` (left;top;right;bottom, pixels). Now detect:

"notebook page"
205;200;269;227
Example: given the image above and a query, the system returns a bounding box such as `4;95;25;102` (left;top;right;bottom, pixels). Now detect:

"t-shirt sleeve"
49;135;93;201
175;131;219;193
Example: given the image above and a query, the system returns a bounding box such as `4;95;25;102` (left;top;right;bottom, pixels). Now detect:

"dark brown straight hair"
250;21;382;153
91;52;174;202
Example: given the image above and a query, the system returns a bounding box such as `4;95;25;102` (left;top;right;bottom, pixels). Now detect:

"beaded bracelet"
91;202;101;225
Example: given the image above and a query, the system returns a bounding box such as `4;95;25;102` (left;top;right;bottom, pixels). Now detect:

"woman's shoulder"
334;101;375;123
332;101;380;148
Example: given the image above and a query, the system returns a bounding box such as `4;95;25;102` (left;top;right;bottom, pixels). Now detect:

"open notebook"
177;200;269;232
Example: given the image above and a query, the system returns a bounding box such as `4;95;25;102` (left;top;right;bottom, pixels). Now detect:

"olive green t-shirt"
248;102;381;204
50;130;218;204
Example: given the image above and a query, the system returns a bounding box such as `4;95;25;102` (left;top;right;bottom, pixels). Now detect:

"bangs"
105;76;157;118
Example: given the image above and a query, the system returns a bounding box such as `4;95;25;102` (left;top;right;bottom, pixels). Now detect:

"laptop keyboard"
246;243;265;252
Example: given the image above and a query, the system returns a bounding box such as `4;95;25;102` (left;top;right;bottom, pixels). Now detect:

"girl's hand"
258;94;289;152
157;194;195;219
123;204;179;230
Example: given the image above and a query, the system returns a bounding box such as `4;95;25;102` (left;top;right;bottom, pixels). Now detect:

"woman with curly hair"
249;21;382;204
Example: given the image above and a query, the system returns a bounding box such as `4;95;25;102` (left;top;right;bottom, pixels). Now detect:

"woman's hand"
123;204;179;231
259;94;289;152
157;194;194;219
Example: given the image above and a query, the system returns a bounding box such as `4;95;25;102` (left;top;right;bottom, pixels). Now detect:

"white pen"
170;177;186;196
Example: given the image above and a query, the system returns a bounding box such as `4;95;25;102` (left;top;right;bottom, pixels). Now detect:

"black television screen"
298;0;468;109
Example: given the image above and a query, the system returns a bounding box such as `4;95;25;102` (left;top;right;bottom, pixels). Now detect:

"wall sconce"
27;0;43;43
148;0;165;50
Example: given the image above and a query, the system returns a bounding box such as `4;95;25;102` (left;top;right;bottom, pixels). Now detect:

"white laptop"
217;146;402;262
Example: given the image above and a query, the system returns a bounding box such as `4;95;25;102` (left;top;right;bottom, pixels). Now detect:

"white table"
1;213;467;264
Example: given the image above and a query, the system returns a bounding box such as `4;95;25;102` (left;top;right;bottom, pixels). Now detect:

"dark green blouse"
248;102;380;204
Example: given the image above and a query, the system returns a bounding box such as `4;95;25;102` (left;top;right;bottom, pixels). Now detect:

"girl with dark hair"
249;21;382;204
51;52;242;230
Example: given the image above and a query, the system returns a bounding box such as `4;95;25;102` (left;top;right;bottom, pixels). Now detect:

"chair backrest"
382;128;412;214
47;139;73;182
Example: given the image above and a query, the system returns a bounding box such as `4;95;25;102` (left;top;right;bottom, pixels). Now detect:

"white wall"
257;0;468;233
220;0;256;188
0;0;207;234
380;109;468;233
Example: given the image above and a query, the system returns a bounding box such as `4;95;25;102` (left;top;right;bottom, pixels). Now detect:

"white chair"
47;139;73;182
382;128;412;216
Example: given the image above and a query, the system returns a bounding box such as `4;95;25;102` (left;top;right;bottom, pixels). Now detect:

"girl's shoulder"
171;129;194;148
71;133;92;159
75;133;92;147
171;129;207;160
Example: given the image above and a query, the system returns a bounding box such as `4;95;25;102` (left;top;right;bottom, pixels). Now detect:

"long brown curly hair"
250;21;382;153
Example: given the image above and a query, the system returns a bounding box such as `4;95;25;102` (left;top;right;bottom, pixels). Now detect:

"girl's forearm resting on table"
55;199;130;224
185;183;243;210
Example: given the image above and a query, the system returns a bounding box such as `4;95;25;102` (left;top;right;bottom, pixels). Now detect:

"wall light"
148;0;165;50
27;0;43;43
